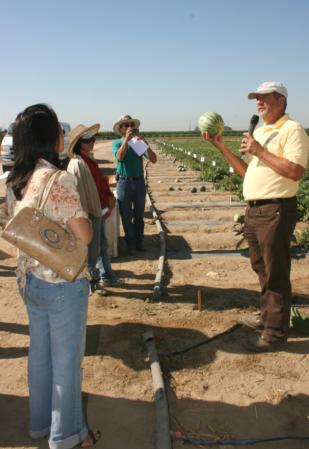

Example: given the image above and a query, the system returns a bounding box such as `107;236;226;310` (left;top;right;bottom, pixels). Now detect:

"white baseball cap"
248;81;288;99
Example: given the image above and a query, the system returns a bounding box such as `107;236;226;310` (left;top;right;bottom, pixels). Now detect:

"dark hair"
7;103;61;200
73;139;82;155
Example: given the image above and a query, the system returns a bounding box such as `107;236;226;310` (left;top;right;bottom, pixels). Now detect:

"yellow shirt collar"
263;114;289;130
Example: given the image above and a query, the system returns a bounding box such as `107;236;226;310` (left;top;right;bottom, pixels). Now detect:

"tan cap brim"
248;88;286;99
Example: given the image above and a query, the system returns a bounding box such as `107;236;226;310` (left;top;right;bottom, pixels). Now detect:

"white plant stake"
200;156;205;181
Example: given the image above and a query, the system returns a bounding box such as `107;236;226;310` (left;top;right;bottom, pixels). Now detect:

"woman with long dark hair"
6;104;100;448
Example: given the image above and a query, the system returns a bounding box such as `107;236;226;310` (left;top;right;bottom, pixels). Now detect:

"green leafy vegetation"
298;176;309;221
295;229;309;249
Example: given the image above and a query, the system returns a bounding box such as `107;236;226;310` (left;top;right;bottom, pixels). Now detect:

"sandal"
80;429;101;447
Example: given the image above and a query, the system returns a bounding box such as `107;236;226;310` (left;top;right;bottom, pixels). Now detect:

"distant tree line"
97;129;247;140
95;127;309;140
1;126;308;144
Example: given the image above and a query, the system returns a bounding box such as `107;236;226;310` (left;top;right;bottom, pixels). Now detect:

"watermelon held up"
198;112;225;137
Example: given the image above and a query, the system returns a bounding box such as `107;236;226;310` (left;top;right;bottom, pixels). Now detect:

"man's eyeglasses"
80;136;96;144
121;123;134;129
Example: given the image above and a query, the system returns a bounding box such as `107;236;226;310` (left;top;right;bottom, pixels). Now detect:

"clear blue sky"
1;0;309;131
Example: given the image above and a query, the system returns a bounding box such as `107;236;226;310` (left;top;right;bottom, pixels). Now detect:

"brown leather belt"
248;197;295;207
116;175;143;181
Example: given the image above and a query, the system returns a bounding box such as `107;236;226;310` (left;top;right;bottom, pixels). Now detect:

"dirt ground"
1;141;309;449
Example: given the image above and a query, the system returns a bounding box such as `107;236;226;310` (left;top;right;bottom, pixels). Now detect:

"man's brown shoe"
245;335;287;353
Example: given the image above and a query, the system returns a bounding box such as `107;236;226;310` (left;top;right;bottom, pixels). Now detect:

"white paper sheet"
101;207;109;216
0;171;10;181
128;137;149;156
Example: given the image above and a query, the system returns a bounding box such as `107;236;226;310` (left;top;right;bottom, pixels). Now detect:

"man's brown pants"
244;197;297;342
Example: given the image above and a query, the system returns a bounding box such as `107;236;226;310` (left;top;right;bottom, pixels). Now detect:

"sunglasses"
80;136;96;144
121;123;135;129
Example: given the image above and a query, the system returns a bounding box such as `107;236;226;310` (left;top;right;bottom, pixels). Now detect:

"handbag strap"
37;170;62;212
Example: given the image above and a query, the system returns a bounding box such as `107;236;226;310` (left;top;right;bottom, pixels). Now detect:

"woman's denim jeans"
88;216;102;282
116;177;146;248
22;272;89;449
97;217;116;280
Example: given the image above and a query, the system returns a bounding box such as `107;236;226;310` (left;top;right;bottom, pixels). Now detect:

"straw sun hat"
113;115;140;135
67;123;100;158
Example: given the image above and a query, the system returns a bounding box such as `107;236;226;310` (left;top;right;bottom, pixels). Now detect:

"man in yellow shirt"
203;81;309;351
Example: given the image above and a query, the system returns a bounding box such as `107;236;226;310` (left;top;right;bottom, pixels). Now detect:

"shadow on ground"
3;318;309;366
85;321;309;371
1;392;309;449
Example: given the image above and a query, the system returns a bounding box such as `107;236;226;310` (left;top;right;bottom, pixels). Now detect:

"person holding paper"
112;115;157;254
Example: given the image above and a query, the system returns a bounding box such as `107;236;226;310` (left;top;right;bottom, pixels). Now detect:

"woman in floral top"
6;104;100;448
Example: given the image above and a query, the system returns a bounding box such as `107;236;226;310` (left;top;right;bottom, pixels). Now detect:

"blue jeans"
88;216;101;282
116;177;146;248
97;217;117;281
22;272;89;449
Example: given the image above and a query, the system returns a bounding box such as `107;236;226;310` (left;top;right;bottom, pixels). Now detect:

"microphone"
248;114;259;135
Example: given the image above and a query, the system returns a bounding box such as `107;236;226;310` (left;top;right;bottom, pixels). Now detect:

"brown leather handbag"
2;171;88;282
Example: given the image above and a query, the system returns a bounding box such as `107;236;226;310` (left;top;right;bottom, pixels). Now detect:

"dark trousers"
116;177;146;248
244;197;297;342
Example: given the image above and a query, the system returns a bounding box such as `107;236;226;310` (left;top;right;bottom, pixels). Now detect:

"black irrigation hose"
159;323;241;357
175;432;309;446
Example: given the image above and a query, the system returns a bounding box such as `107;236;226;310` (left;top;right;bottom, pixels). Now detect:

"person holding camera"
203;81;309;352
112;115;157;254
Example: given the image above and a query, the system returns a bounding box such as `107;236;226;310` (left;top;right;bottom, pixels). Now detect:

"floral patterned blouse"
7;159;89;283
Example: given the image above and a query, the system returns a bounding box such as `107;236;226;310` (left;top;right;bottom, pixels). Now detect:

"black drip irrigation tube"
144;158;166;300
173;431;309;446
159;323;241;357
157;323;309;447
